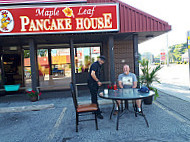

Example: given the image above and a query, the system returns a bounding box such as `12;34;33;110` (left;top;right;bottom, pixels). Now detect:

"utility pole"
167;33;169;66
187;31;190;90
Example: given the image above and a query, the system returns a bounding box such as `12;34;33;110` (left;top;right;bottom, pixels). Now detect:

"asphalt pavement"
0;64;190;142
0;89;190;142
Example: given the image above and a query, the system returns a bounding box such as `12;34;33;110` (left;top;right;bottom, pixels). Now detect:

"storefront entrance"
3;54;22;85
23;44;100;90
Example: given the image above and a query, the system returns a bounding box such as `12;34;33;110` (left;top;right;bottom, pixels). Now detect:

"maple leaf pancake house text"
20;13;113;32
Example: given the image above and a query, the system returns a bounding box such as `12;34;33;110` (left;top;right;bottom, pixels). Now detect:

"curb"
0;104;55;113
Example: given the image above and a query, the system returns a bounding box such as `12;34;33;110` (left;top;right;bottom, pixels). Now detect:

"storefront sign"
0;0;87;4
0;3;119;35
160;52;166;61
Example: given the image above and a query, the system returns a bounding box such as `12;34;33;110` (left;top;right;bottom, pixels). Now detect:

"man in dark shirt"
88;55;106;119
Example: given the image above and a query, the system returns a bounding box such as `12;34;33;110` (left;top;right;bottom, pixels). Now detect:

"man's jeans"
88;81;101;114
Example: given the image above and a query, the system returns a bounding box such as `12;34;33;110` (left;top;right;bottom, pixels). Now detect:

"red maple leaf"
7;17;10;21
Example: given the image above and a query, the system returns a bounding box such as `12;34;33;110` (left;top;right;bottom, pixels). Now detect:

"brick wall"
114;40;134;81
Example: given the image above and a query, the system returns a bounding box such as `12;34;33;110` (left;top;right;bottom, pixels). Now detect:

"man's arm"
118;81;123;89
132;74;137;88
118;75;123;88
91;71;102;86
132;81;137;88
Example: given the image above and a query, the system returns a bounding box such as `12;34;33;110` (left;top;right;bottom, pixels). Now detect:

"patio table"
99;88;155;130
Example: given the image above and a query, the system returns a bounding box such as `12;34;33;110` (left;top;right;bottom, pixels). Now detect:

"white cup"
104;89;108;97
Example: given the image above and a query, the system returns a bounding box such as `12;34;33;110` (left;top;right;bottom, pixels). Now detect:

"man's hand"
97;81;102;86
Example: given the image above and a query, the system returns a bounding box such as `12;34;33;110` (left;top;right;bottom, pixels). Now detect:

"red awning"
87;0;171;33
0;0;87;4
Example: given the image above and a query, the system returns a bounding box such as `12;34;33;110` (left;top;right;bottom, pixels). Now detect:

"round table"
99;88;155;130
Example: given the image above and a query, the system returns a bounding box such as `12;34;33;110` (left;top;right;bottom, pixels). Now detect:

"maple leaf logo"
62;7;74;18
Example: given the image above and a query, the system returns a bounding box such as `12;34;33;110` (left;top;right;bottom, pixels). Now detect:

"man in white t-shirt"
114;64;141;115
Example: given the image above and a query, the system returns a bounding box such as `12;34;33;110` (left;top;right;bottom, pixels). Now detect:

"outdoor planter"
144;96;153;105
139;59;162;104
30;96;38;102
26;90;41;102
4;84;20;92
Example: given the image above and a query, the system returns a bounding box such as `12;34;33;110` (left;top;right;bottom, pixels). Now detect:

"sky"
120;0;190;56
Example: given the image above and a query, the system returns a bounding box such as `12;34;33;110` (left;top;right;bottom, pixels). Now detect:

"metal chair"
70;83;98;132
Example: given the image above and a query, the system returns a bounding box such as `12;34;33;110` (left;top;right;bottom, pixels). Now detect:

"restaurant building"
0;0;171;93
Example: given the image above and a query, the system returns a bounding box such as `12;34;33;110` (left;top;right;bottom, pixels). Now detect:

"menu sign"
0;3;119;35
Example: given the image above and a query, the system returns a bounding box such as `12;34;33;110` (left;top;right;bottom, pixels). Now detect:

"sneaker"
113;110;118;115
97;114;104;119
137;108;142;113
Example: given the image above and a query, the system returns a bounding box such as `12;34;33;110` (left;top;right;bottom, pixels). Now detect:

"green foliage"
26;90;41;97
84;55;90;67
24;49;48;58
38;49;47;57
139;59;162;100
24;50;30;58
169;43;188;62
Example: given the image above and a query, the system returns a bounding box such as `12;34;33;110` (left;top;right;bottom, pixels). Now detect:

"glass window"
75;47;100;73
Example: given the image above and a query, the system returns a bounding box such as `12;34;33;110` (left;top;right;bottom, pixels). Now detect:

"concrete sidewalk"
153;82;190;102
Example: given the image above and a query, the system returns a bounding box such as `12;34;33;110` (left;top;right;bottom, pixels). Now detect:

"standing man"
114;64;141;114
88;55;106;119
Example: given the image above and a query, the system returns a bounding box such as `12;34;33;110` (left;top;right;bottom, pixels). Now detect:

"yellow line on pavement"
154;102;190;126
46;107;67;142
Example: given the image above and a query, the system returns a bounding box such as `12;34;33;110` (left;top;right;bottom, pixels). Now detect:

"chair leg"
76;113;79;132
95;112;98;130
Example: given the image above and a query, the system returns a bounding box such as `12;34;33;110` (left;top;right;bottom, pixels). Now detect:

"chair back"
70;83;78;110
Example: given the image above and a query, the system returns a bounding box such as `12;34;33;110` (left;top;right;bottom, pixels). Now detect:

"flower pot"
144;96;153;105
30;96;38;102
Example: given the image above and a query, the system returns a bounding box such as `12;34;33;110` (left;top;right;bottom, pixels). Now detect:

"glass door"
38;48;71;90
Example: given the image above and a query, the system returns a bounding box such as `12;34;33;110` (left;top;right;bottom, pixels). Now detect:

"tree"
168;43;188;62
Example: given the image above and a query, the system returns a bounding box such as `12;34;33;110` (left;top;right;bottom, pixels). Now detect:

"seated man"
114;64;141;115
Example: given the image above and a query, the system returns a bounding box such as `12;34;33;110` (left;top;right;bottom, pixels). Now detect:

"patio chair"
70;83;98;132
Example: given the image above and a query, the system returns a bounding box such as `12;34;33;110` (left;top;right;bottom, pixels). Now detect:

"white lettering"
35;8;59;18
20;16;30;31
76;18;84;30
77;6;96;17
103;13;112;28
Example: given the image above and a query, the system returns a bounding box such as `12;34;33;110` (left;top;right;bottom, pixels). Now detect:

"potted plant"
139;59;162;105
26;90;41;102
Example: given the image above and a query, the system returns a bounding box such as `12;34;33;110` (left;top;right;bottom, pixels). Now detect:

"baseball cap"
99;55;106;61
138;86;149;93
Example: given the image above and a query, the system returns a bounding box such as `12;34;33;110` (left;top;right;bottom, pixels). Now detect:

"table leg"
121;100;123;112
115;100;120;130
132;100;137;117
125;100;128;110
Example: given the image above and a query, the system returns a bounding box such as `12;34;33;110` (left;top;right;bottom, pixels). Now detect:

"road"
152;64;190;102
